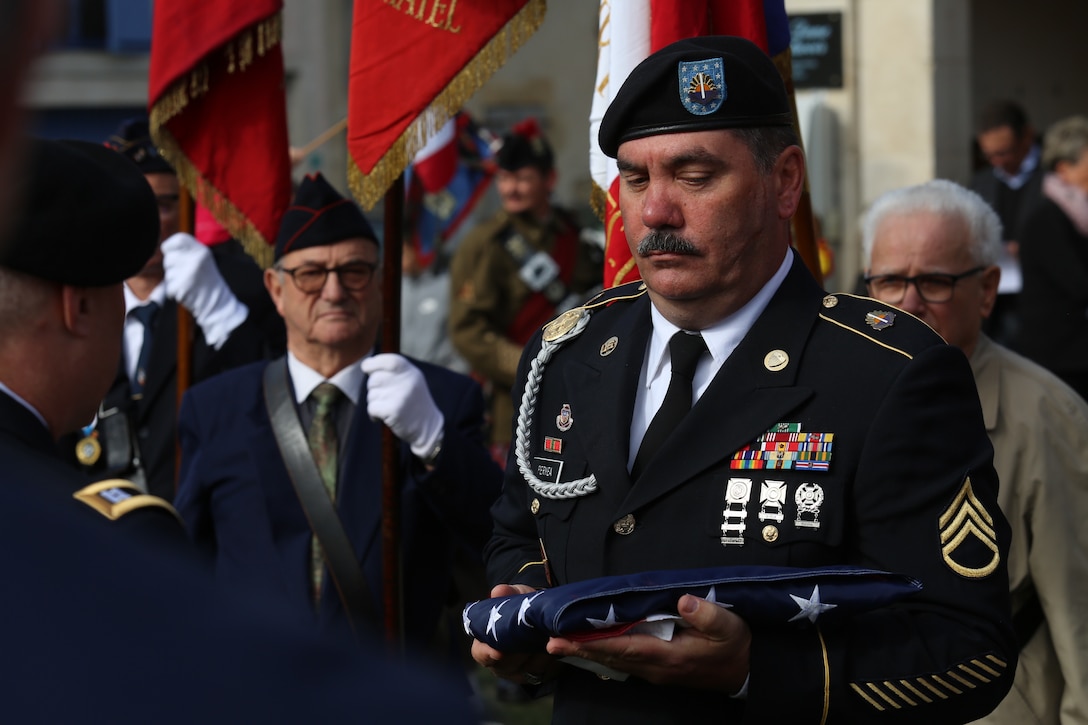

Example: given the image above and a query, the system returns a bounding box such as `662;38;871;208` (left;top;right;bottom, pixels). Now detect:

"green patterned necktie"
307;382;343;606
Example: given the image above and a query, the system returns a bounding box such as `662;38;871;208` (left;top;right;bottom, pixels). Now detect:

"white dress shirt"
122;283;168;386
627;250;793;472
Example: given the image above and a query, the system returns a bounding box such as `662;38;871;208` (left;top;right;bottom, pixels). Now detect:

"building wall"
969;0;1088;141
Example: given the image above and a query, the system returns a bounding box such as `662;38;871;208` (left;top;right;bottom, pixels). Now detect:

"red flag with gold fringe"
347;0;545;211
148;0;291;269
591;0;818;288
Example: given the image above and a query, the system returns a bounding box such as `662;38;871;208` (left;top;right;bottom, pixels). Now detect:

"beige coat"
970;335;1088;725
448;209;599;447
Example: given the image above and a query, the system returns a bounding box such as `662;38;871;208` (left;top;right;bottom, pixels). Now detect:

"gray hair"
861;179;1003;268
1042;115;1088;172
729;126;801;175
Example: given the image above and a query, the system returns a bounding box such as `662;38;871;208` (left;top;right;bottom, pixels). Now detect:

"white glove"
361;353;444;461
161;232;248;349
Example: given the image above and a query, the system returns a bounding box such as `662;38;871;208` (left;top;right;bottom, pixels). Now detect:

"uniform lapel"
326;382;384;620
559;296;651;503
619;259;823;514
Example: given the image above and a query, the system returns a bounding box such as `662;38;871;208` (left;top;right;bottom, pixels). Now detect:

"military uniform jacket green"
485;257;1017;724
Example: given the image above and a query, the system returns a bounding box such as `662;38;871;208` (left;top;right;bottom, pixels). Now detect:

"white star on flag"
486;601;507;639
788;585;838;623
704;585;735;609
462;605;473;636
586;603;620;629
518;591;544;628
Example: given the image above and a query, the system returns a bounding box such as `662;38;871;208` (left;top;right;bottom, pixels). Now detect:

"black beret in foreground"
0;138;160;286
104;116;174;175
599;35;793;158
274;173;378;262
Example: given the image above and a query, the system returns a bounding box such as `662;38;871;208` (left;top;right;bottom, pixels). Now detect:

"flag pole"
380;174;405;653
291;118;348;163
175;184;195;486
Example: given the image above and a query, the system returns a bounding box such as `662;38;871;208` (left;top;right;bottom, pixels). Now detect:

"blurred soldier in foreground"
0;139;186;545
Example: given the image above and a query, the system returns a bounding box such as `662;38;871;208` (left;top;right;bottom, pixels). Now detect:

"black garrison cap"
598;35;793;158
0;138;160;286
496;118;554;172
104;117;174;175
274;173;378;262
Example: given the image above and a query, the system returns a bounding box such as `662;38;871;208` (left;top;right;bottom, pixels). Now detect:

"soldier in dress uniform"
449;118;601;463
0;138;186;545
471;36;1017;723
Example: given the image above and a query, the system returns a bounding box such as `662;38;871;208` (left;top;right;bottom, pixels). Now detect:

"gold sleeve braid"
850;655;1008;712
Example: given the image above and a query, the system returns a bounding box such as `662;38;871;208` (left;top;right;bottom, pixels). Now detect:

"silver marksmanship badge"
555;403;573;432
720;478;752;546
795;482;825;529
542;308;585;342
678;57;726;116
758;480;787;523
865;310;896;331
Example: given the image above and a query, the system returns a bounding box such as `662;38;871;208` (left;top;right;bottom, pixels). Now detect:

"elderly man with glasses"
173;173;502;672
864;178;1088;725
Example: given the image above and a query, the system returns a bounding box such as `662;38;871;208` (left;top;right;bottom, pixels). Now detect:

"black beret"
599;35;793;158
496;118;554;172
0;138;160;286
274;173;378;262
104;116;174;174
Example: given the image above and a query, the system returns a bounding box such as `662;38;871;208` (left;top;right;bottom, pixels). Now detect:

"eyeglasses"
277;261;377;293
864;266;985;304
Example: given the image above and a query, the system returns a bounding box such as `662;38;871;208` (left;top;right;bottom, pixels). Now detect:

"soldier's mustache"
636;231;698;256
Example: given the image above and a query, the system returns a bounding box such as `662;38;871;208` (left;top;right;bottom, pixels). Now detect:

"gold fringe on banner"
155;122;274;268
150;15;281;129
348;0;546;210
149;14;283;268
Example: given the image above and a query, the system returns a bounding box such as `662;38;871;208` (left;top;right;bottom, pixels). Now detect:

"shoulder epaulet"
582;280;648;310
537;281;647;342
817;293;944;360
73;479;181;522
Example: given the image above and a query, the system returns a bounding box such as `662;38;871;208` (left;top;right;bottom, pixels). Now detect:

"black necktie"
631;331;708;480
130;302;160;395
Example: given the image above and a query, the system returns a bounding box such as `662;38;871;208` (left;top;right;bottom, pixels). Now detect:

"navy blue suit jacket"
175;356;502;648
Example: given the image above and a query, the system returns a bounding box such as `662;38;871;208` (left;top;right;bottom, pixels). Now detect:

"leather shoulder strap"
261;358;377;636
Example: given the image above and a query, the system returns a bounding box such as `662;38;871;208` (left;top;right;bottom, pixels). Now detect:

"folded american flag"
463;565;921;653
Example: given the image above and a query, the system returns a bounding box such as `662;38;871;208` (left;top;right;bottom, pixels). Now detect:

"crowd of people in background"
2;7;1087;723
